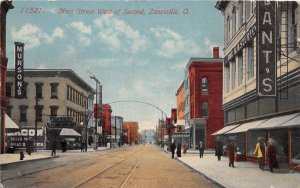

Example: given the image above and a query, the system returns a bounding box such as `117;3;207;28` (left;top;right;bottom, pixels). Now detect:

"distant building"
6;69;94;149
176;82;185;121
101;104;112;146
123;121;139;145
111;115;123;145
184;47;224;149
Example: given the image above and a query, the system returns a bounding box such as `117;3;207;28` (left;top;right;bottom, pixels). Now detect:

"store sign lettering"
14;42;25;98
256;1;277;97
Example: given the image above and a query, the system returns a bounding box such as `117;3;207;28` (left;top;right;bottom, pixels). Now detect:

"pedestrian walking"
81;142;85;152
176;143;182;157
224;140;237;168
61;139;67;153
253;137;266;170
51;140;57;156
170;141;176;159
25;140;32;155
267;138;278;173
215;139;223;161
182;142;187;155
199;141;204;158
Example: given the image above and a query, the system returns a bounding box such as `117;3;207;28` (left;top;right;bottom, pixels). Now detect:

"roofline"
7;69;95;92
185;58;223;71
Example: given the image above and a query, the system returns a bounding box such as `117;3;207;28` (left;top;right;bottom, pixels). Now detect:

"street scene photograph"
0;0;300;188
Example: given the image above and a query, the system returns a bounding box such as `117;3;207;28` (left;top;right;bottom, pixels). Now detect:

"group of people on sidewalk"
170;141;184;159
50;139;67;156
213;137;278;172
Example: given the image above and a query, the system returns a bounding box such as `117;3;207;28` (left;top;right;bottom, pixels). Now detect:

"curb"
0;156;59;170
158;146;225;188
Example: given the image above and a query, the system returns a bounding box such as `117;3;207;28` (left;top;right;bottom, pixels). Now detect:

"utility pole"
35;98;38;152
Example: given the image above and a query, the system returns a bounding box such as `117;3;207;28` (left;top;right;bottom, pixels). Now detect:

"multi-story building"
123;121;139;145
101;104;112;146
215;1;300;170
176;82;185;121
184;47;224;149
0;0;14;153
6;69;94;149
111;116;123;145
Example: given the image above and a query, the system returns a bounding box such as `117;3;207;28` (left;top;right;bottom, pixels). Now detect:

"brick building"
184;47;224;149
123;121;139;145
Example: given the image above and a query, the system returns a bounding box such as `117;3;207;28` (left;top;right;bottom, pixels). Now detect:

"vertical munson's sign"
256;1;277;96
14;42;25;98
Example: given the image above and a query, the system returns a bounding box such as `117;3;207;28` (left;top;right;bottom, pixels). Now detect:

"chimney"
213;47;219;58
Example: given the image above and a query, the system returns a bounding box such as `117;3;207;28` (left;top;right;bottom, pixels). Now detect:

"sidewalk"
164;148;300;188
0;146;108;166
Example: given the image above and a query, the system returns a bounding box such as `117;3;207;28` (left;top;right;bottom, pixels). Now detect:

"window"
227;16;231;42
6;83;12;97
35;105;43;122
50;106;58;116
238;53;243;86
245;0;251;20
247;42;254;79
290;2;298;51
7;106;12;117
35;82;43;99
232;7;236;36
231;60;236;90
50;83;58;99
225;65;230;93
19;105;27;122
201;77;208;92
291;128;300;163
201;102;208;117
238;1;244;27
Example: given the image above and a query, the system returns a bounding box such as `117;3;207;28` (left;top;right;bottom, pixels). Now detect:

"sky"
6;0;223;131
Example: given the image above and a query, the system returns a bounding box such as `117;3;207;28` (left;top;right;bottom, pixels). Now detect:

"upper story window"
231;60;236;90
238;1;244;27
232;7;236;36
225;65;230;93
290;2;298;51
245;1;251;20
7;105;12;117
35;82;43;99
50;83;58;99
201;102;208;117
247;41;254;79
19;105;28;122
6;82;12;97
238;53;244;86
201;77;208;92
50;106;58;116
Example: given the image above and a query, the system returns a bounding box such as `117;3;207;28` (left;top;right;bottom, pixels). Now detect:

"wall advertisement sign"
6;128;44;148
256;1;277;97
14;42;25;98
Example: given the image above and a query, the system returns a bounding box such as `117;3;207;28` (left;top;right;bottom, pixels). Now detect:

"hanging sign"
256;1;277;97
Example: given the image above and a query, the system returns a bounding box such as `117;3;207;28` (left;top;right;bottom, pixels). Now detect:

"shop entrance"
269;129;288;167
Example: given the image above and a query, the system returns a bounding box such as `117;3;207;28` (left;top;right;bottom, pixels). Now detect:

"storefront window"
247;130;267;155
291;128;300;164
269;129;288;163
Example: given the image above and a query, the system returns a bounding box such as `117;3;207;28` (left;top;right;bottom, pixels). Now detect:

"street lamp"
89;74;102;150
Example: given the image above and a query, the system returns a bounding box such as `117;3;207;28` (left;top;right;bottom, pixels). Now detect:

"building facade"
123;121;139;145
6;69;94;149
184;47;224;149
101;104;112;146
0;0;14;153
215;1;300;170
176;82;185;121
111;115;123;145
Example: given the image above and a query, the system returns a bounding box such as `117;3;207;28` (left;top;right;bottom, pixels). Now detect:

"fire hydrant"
20;151;25;160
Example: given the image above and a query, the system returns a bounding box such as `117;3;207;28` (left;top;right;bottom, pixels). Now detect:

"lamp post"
89;75;101;150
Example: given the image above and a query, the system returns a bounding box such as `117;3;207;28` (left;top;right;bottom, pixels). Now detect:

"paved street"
1;145;215;188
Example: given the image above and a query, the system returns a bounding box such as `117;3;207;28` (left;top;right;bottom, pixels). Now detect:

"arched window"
201;77;208;92
202;102;208;117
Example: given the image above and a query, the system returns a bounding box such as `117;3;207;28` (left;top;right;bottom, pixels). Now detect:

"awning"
5;114;19;129
225;119;267;134
212;124;240;135
275;114;300;128
60;128;81;137
251;113;300;130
